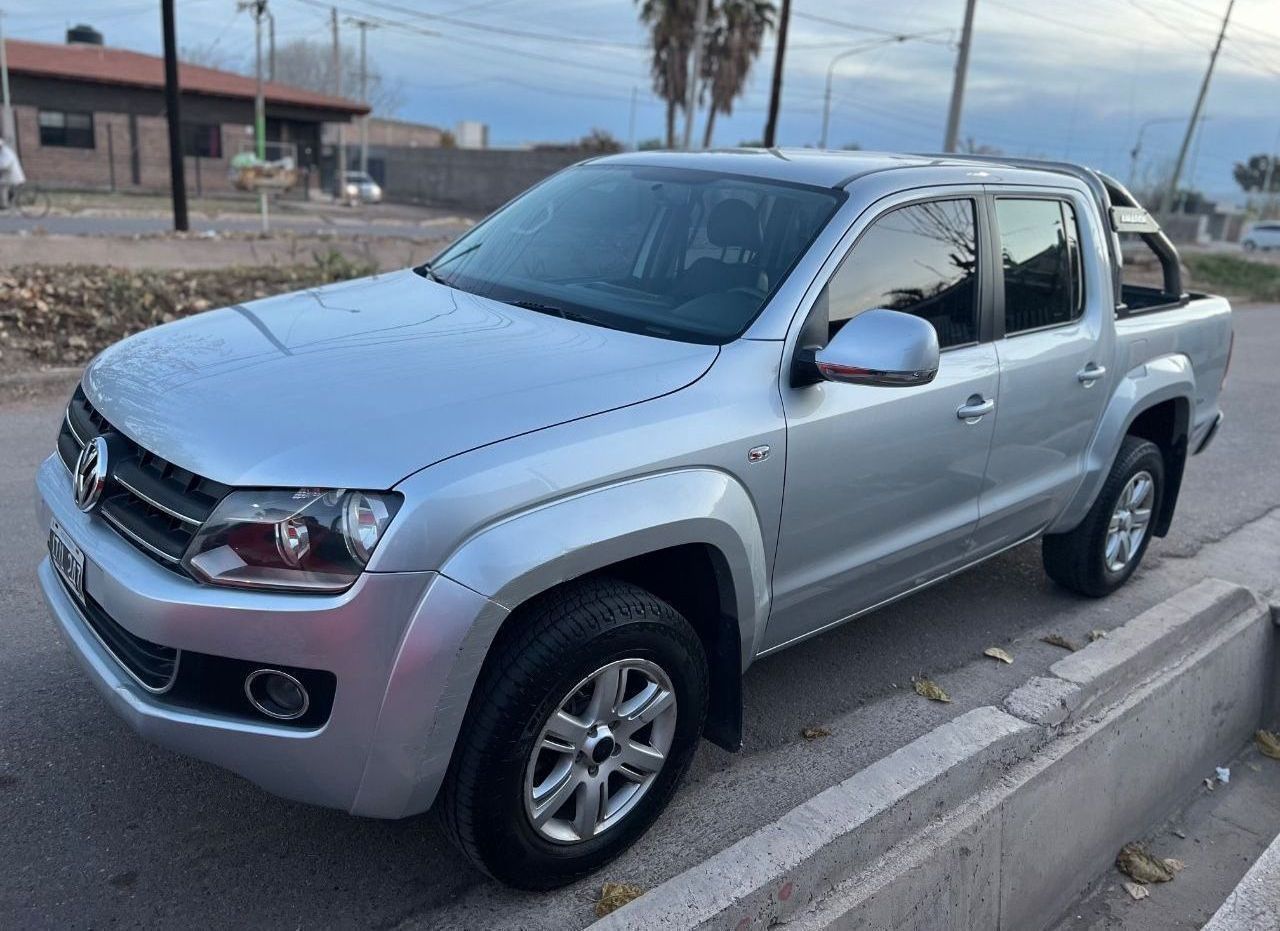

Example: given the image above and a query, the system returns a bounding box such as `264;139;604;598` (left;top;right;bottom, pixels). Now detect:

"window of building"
183;123;223;159
997;198;1084;335
824;199;979;349
38;110;95;149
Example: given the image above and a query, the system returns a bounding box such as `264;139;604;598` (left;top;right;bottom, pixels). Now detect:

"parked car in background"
1241;221;1280;251
342;170;383;204
36;150;1231;891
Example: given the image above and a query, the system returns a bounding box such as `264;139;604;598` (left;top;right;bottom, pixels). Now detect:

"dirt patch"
0;251;379;369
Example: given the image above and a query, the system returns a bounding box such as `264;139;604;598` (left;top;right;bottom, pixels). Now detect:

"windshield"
420;163;843;344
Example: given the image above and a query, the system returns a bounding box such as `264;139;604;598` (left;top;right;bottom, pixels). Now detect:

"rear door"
971;190;1114;551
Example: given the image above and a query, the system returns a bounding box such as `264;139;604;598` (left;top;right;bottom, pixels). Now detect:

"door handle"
956;396;995;421
1077;363;1107;384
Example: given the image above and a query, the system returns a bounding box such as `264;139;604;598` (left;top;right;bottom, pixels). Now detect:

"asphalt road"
2;306;1278;930
0;213;473;240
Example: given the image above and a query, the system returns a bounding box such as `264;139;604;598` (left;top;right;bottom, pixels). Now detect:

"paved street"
0;212;474;240
1;305;1277;930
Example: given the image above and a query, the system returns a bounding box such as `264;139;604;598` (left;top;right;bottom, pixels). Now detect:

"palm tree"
701;0;775;148
636;0;696;148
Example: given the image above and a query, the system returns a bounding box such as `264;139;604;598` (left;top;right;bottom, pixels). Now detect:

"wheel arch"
1050;353;1194;536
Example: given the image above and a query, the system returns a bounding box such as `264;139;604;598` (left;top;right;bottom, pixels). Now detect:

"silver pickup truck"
36;150;1231;888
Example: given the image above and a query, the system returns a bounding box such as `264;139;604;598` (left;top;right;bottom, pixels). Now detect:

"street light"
1128;116;1184;187
819;32;951;151
820;41;898;150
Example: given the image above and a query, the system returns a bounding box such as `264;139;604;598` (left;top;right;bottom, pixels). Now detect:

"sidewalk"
1054;739;1280;930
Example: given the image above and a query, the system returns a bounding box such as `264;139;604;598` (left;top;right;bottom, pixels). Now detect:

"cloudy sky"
3;0;1279;199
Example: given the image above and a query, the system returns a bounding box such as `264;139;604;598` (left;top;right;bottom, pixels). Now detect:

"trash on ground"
1203;777;1215;792
800;726;832;740
1122;881;1150;901
983;647;1014;664
1215;766;1230;784
595;882;644;918
1256;730;1280;760
912;677;951;703
1164;858;1186;873
1041;633;1078;651
1088;629;1107;642
1172;829;1187;839
1116;842;1176;884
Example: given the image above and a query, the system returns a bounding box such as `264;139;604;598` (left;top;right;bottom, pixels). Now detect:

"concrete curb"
1202;828;1280;931
592;579;1275;930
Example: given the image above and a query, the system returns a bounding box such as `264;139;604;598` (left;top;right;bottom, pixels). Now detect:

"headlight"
182;488;402;592
346;183;358;196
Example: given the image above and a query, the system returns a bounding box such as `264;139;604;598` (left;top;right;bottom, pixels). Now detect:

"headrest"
706;199;760;250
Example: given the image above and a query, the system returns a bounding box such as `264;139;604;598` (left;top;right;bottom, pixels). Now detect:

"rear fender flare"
1049;353;1194;534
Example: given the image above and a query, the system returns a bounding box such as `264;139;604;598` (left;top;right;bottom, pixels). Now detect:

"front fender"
1050;353;1194;534
441;467;770;668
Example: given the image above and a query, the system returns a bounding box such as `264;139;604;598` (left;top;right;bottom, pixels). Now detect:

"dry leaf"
1041;633;1078;652
913;678;951;703
1256;730;1280;760
983;647;1013;664
1122;881;1150;901
801;726;832;740
1116;842;1175;884
1164;858;1185;873
595;882;644;918
1088;629;1107;642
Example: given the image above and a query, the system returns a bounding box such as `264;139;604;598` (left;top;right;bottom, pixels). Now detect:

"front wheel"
439;578;708;889
14;185;50;219
1043;436;1164;597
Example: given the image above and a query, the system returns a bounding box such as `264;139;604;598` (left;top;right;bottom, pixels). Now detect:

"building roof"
4;38;369;116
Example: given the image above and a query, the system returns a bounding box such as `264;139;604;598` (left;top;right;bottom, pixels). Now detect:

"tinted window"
424;164;843;344
997;199;1082;334
39;110;94;149
824;199;979;348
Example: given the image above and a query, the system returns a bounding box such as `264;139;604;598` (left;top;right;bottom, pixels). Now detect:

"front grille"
58;386;230;575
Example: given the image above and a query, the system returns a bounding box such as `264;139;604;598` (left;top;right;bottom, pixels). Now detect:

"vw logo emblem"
73;436;109;513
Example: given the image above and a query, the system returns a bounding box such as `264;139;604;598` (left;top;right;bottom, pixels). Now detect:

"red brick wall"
11;104;248;194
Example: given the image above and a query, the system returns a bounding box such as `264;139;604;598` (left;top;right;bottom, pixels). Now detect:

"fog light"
244;669;310;720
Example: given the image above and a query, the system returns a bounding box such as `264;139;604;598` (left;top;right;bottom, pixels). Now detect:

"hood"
83;270;718;488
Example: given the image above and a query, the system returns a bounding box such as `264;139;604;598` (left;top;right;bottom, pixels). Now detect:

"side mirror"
811;308;939;387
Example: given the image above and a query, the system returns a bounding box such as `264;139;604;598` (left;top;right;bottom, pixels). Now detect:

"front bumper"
35;453;501;818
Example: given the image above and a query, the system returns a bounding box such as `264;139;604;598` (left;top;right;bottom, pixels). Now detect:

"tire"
1043;436;1164;597
14;185;50;220
440;578;708;889
1242;239;1257;252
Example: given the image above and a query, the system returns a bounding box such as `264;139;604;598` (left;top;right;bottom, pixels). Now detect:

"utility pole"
943;0;977;153
1261;125;1280;219
160;0;188;231
682;0;709;150
331;7;346;199
0;10;14;144
628;86;637;150
239;0;269;230
267;7;276;81
346;18;374;173
1159;0;1233;216
762;0;790;147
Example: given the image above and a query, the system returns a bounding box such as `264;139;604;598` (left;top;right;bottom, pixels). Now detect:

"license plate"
49;518;85;603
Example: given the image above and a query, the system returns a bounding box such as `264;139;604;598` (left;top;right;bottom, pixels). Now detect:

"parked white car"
1241;222;1280;251
343;170;383;204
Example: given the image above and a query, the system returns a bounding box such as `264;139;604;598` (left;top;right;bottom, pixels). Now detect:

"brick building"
3;33;368;195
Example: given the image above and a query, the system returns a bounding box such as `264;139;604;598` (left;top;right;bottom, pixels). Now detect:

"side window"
825;199;979;349
997;199;1083;335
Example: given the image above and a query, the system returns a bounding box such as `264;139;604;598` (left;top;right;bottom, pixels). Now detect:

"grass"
1183;253;1280;303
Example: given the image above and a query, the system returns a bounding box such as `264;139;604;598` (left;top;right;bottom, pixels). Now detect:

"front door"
766;196;998;652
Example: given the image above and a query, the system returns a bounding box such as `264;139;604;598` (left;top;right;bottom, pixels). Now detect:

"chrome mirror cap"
814;308;940;388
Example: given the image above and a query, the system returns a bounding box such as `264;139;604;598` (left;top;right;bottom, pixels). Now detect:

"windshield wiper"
416;241;483;285
511;300;592;324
